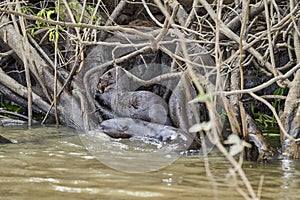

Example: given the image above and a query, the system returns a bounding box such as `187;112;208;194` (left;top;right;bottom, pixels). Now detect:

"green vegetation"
251;87;288;135
0;101;24;114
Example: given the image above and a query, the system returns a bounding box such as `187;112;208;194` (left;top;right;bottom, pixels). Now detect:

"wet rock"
169;74;200;131
246;114;275;161
0;134;12;144
280;68;300;158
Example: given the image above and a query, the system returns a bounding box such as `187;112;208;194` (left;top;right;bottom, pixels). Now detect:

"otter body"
112;91;171;125
95;67;203;150
96;68;172;125
99;117;195;151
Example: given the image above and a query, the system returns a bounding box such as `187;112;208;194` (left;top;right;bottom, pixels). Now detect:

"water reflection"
80;130;186;173
280;158;300;199
0;126;300;200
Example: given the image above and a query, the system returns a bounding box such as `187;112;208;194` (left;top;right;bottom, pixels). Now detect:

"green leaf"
47;10;55;20
76;14;80;23
49;30;54;42
55;31;59;41
30;28;35;36
21;6;35;15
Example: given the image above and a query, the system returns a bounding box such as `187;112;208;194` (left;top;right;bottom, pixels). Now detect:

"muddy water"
0;126;299;200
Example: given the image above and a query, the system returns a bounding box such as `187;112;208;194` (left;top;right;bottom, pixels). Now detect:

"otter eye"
129;96;139;109
132;100;139;109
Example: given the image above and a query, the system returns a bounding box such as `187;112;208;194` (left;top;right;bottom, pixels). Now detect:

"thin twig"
0;68;52;114
218;63;300;96
0;50;14;57
83;46;153;118
263;0;277;77
99;0;127;41
0;8;156;42
53;1;60;125
141;0;163;27
16;0;33;126
249;91;294;141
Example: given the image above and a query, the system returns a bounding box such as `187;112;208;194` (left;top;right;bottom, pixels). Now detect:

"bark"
281;69;300;158
0;15;84;129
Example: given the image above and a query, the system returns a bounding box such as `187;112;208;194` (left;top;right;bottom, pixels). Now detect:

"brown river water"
0;126;299;200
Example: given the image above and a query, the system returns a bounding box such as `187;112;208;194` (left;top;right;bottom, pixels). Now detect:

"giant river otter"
94;67;203;150
96;68;173;125
85;29;216;150
99;117;197;151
